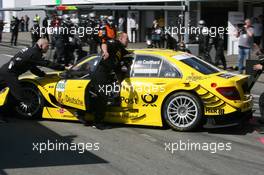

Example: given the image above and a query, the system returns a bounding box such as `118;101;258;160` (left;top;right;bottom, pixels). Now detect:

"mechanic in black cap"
0;38;65;123
75;32;130;129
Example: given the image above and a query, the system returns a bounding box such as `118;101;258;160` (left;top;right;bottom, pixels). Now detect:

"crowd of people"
8;14;39;46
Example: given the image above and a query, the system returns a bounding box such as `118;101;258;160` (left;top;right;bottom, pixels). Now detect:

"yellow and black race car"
0;49;253;131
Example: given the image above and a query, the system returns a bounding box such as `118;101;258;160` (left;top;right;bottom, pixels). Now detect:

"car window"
72;56;100;72
69;56;101;78
159;60;181;78
175;55;220;75
121;55;134;78
131;55;162;77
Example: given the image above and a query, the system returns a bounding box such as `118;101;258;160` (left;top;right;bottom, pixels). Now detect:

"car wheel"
163;92;203;131
15;86;44;119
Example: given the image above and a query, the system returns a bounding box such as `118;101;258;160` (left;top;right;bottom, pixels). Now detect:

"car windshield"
71;55;101;72
174;55;220;75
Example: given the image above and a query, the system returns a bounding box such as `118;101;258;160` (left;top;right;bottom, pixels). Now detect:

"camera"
236;23;246;33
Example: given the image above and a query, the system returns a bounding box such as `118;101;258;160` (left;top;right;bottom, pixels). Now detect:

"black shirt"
101;39;129;72
0;44;65;77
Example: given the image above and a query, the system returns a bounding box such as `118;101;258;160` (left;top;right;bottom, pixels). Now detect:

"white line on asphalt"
140;134;157;142
252;94;260;98
0;54;13;58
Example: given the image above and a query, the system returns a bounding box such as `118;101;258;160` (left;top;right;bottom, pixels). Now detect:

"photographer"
236;19;254;74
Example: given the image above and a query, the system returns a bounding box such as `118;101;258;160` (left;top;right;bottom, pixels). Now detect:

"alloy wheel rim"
15;88;41;117
167;96;198;128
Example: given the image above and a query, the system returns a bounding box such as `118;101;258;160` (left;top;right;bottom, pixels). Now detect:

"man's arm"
30;66;46;77
30;59;65;71
101;43;109;60
246;27;254;37
235;27;241;38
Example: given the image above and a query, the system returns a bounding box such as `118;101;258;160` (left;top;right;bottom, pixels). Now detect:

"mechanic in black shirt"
76;32;129;129
0;38;65;123
254;61;264;124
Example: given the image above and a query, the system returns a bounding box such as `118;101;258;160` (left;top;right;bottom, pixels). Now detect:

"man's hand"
65;64;73;70
102;51;109;60
253;64;263;71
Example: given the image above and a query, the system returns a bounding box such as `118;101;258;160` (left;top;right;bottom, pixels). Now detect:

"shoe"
92;123;111;130
74;111;88;125
258;118;264;124
0;115;7;124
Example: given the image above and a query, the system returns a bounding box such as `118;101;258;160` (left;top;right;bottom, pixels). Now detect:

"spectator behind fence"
253;17;263;47
34;14;41;24
25;15;30;32
20;16;25;32
118;15;125;32
42;15;49;42
128;13;138;43
10;16;20;46
0;20;6;43
151;20;162;48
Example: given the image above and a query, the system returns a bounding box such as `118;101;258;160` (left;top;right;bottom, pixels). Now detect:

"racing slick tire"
163;92;203;131
15;85;44;119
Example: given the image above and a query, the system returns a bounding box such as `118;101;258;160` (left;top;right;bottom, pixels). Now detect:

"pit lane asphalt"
0;45;264;175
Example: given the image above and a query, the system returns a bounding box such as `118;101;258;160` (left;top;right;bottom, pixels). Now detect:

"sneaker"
0;115;7;124
74;111;88;125
92;123;112;130
258;118;264;124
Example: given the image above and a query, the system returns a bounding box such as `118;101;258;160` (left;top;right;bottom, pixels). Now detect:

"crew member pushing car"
0;39;65;123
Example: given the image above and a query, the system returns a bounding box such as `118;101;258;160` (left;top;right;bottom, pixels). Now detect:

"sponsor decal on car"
141;94;158;107
205;107;225;115
56;80;67;92
136;59;161;65
57;91;63;103
121;97;138;104
65;95;84;106
186;73;204;81
108;113;146;121
217;73;236;79
57;108;66;114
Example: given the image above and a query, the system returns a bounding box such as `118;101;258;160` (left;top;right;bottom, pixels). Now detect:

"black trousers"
88;40;98;54
215;49;227;69
89;63;112;123
0;72;23;102
54;39;65;64
11;31;18;46
259;92;264;119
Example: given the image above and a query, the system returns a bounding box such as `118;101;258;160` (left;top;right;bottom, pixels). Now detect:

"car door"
117;54;182;123
55;55;101;110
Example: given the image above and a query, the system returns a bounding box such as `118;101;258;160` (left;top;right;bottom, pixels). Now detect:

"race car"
0;49;253;131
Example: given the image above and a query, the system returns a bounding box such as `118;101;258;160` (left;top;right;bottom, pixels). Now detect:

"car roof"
132;49;186;58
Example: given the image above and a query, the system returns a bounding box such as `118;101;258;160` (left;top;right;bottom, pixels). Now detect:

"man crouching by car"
253;62;264;124
0;38;66;123
75;32;130;130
